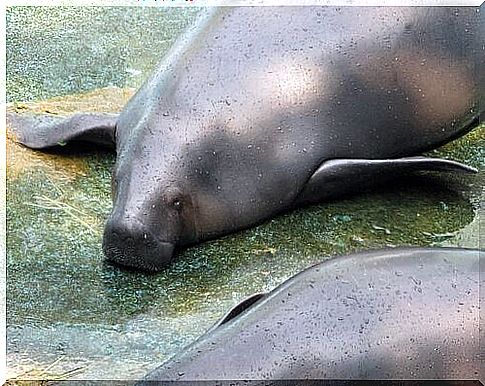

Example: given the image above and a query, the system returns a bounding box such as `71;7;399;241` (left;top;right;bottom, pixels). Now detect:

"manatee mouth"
102;221;175;271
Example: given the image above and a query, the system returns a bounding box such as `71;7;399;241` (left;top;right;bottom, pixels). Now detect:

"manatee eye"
165;188;185;211
172;198;183;211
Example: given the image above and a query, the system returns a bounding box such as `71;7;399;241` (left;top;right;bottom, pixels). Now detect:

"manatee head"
102;116;200;271
103;175;198;271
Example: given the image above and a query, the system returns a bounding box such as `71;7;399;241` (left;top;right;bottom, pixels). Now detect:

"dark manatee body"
8;7;482;270
138;248;482;381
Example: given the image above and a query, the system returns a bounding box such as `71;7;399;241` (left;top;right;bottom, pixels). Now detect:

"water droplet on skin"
410;276;422;285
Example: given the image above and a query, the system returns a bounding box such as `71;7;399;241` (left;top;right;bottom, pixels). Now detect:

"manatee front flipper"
296;157;478;206
208;293;266;333
7;112;118;149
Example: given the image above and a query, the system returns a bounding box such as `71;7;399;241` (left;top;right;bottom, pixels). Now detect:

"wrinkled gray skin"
138;248;482;382
8;7;482;270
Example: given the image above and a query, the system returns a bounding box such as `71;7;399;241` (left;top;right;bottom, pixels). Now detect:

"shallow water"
6;6;484;381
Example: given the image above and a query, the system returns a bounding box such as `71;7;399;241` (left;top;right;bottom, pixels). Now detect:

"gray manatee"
138;248;482;382
8;6;482;270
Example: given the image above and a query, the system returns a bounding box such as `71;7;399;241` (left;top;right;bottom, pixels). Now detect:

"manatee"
8;6;482;270
137;247;482;382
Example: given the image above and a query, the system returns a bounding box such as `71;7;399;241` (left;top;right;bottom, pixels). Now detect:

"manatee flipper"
7;112;118;149
296;157;478;206
210;293;266;331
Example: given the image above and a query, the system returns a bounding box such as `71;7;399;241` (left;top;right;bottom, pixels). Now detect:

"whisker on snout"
102;219;176;271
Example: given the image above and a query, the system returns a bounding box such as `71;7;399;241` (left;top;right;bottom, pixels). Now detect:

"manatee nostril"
102;218;175;271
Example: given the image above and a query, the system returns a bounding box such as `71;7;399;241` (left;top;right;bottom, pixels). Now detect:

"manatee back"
141;248;481;381
119;6;481;161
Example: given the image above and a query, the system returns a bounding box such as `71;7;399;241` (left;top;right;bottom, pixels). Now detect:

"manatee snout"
102;217;175;271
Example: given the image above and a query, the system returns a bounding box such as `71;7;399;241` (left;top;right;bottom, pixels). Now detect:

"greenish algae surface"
6;7;200;102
